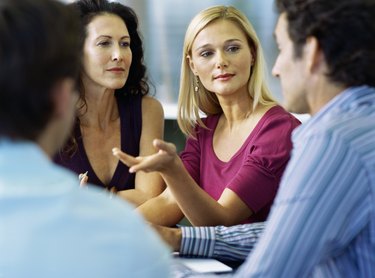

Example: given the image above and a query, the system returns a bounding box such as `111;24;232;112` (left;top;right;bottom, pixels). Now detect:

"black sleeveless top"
54;92;142;191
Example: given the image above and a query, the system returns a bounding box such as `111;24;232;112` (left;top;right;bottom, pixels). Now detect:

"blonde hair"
177;5;276;137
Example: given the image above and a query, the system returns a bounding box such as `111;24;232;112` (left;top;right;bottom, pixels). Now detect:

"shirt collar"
292;85;375;141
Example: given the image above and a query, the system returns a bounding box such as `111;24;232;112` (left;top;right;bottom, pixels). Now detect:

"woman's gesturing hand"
112;139;178;173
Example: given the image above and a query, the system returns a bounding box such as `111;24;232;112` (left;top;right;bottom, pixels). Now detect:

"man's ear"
51;78;75;118
304;36;324;73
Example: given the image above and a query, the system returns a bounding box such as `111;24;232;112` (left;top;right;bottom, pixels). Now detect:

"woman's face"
82;14;132;91
189;19;253;98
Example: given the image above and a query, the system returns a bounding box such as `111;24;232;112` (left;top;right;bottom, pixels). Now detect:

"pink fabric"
180;106;300;223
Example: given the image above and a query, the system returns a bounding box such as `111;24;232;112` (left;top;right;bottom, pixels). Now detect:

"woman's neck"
79;86;119;130
218;93;254;127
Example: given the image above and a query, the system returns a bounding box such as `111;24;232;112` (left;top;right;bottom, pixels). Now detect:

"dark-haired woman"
55;0;165;206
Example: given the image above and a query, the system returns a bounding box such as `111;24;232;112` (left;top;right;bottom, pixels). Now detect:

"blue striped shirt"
173;86;375;277
180;222;265;261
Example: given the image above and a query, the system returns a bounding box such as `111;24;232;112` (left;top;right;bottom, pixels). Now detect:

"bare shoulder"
140;96;165;149
141;95;164;115
141;96;164;122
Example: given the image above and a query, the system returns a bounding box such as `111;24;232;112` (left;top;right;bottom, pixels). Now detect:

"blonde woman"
114;6;300;227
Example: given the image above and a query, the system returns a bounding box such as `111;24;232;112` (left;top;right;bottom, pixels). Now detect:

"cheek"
84;52;107;73
92;52;108;65
241;61;252;77
85;46;109;65
194;60;212;78
125;52;132;67
279;51;293;71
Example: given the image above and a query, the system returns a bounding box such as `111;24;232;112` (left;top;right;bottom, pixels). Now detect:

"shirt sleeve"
227;113;298;214
235;133;369;277
179;135;201;184
180;222;265;262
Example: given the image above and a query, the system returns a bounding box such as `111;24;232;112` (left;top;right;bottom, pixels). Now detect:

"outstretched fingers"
112;148;139;166
113;139;178;173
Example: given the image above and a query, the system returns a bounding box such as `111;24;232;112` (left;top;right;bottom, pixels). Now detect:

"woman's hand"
112;139;178;173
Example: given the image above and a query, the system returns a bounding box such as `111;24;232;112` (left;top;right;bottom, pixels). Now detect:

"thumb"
112;147;139;165
153;139;177;154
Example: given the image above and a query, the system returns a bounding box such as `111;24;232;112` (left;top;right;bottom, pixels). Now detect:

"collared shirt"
0;140;171;278
173;86;375;277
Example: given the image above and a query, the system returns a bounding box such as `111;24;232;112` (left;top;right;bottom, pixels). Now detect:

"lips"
214;73;234;79
107;67;125;72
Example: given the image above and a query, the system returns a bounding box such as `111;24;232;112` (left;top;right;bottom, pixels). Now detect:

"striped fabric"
173;86;375;277
180;222;266;261
236;86;375;277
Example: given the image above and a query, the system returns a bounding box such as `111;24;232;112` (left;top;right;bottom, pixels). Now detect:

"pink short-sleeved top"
180;105;301;223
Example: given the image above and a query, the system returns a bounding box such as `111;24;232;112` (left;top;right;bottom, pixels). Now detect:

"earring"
194;75;200;92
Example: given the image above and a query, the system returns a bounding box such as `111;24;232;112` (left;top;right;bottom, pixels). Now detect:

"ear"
304;36;324;73
51;78;76;118
186;55;197;74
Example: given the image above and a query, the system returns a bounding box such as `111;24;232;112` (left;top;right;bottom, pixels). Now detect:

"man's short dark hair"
0;0;82;140
276;0;375;87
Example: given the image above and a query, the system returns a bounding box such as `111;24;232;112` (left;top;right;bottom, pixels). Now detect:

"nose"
215;51;228;68
111;44;122;62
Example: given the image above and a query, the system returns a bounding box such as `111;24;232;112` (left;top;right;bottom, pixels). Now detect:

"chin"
282;92;309;114
108;82;126;90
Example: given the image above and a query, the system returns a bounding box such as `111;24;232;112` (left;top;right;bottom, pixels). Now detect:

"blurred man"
0;0;170;277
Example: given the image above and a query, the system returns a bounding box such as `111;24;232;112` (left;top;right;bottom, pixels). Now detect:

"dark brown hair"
276;0;375;87
0;0;82;140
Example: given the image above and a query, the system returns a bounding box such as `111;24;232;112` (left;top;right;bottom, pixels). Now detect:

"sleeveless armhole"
113;92;142;190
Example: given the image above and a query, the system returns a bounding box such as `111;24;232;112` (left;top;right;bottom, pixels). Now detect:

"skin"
78;14;165;206
149;223;182;252
114;19;275;227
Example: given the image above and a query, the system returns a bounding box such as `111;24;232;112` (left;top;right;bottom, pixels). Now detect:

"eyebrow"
96;35;130;40
194;39;243;52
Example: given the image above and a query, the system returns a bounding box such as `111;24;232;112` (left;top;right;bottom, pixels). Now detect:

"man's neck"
308;80;347;115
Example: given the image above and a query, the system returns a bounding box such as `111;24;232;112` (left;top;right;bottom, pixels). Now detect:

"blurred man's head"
273;0;375;114
0;0;82;154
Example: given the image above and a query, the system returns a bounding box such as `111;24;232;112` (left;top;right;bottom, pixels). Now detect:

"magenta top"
180;106;301;223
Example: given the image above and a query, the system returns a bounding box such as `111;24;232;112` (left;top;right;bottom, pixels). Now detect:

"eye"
200;50;213;57
226;45;240;53
120;41;130;48
97;40;111;47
